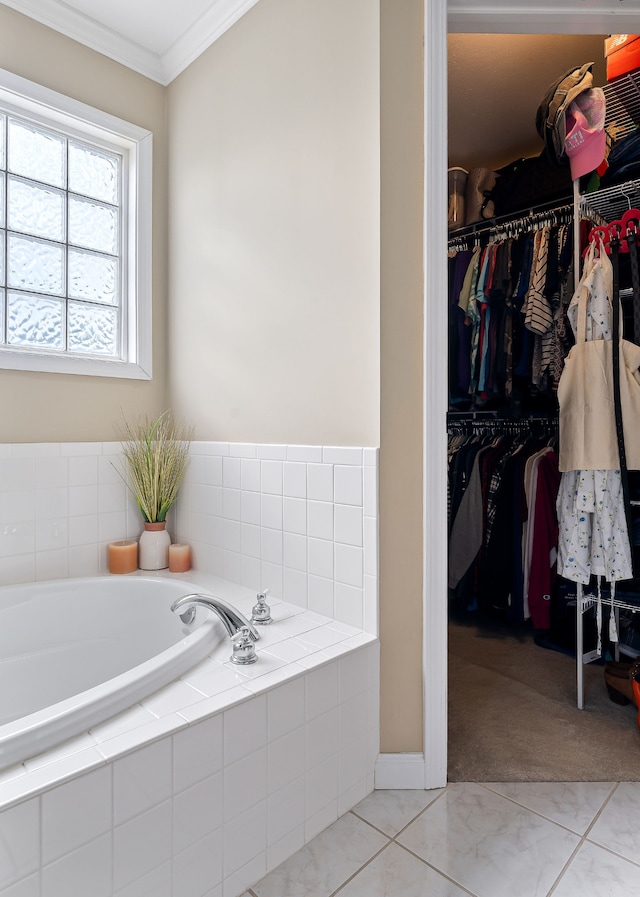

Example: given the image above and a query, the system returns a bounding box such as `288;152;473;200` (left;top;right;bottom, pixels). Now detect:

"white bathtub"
0;572;378;897
0;576;219;771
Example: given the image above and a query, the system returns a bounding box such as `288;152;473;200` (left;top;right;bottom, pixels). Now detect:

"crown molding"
161;0;261;83
1;0;261;85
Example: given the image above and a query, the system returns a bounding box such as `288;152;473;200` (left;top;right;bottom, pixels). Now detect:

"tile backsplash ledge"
0;442;379;635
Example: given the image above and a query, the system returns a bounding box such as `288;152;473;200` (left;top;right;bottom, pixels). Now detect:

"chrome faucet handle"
251;588;272;625
230;626;259;665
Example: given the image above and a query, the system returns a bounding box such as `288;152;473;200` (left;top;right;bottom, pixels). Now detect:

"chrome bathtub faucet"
251;588;272;625
170;593;260;664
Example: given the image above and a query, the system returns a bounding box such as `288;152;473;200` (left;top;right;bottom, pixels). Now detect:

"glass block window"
0;69;152;379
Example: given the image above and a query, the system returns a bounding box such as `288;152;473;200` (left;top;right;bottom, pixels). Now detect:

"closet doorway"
423;1;640;788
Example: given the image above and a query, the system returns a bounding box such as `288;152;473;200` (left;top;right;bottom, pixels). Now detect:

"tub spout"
170;593;260;664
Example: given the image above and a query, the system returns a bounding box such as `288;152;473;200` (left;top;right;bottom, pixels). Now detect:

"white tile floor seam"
242;781;640;897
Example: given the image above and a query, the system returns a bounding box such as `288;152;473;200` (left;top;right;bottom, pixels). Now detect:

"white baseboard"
374;753;428;789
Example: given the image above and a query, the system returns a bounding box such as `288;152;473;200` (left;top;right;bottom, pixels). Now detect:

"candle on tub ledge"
108;540;138;574
169;543;191;573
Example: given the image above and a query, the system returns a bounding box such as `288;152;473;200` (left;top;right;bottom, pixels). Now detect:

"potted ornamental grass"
116;410;193;569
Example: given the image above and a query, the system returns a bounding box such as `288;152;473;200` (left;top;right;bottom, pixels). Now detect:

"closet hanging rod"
448;199;573;246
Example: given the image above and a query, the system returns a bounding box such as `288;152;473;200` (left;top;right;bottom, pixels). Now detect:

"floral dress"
556;240;633;585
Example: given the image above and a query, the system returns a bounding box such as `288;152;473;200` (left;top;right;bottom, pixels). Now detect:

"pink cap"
564;88;606;180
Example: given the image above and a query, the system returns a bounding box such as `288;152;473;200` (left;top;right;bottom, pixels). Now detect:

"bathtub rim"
0;571;378;814
0;574;221;773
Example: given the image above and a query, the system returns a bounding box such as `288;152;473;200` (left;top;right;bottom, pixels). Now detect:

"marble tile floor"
242;781;640;897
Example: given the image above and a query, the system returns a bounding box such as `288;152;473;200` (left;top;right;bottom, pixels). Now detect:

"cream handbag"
558;239;640;472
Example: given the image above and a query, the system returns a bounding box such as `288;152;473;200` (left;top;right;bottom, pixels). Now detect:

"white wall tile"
36;519;68;552
223;519;241;553
261;460;283;495
36;487;68;521
283;532;307;572
260;561;283;601
334;466;363;506
35;457;68;490
224;695;267;766
113;801;172;892
261;494;283;530
308;575;334;617
241;458;261;492
68;455;98;486
334;583;364;630
0;458;34;492
241;523;261;559
363;466;378;516
305;755;339;819
339;650;369;703
261;528;283;566
335;544;363;588
0;797;39;889
267;727;305;794
305;662;339;721
98;511;127;544
308;538;333;579
241;491;261;525
257;444;287;460
173;773;223;854
267;777;305;846
323;447;363;465
222;457;241;489
35;548;69;581
283;462;307;498
41;833;112;897
222;800;267;878
286;446;323;462
307;464;333;502
41;765;111;865
114;862;172;897
283;497;306;535
114;740;172;826
222;488;241;522
173;830;223;897
364;515;378;576
173;716;223;793
1;874;39;897
283;567;307;607
305;707;338;770
69;483;98;516
267;677;306;742
334;504;363;547
68;514;98;547
0;522;35;559
230;443;257;459
308;500;333;540
223;747;267;821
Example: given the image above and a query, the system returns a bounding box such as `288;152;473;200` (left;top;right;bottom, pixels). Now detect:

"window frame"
0;68;152;379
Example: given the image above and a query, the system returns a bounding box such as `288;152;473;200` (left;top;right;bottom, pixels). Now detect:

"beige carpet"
448;617;640;782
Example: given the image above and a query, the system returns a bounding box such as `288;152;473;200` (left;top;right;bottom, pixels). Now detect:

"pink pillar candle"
169;543;191;573
108;540;138;574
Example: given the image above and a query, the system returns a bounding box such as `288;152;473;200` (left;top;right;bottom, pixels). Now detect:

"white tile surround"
0;441;378;635
0;441;380;897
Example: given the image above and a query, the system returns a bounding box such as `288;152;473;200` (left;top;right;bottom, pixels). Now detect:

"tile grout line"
477;781;618;838
345;796;481;897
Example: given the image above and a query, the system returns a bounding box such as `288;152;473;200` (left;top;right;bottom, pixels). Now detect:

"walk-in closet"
447;33;640;781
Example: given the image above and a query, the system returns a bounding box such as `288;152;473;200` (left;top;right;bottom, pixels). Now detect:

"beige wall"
379;0;424;752
1;0;426;756
0;5;168;444
166;0;380;446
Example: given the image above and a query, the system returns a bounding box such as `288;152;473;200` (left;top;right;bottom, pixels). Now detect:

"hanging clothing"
556;237;634;584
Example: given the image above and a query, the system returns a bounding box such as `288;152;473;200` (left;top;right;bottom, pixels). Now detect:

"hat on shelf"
564;87;607;180
536;62;594;165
